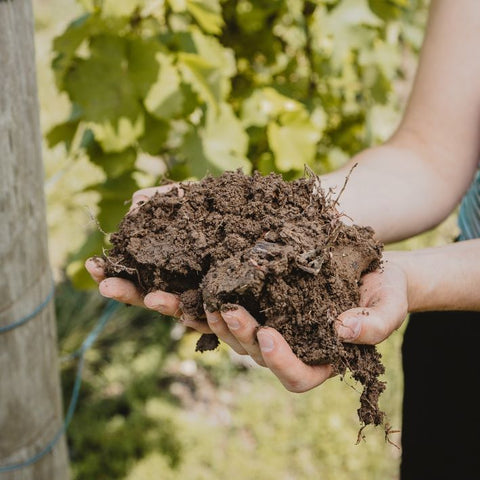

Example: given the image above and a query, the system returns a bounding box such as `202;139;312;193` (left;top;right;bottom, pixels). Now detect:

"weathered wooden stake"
0;0;70;478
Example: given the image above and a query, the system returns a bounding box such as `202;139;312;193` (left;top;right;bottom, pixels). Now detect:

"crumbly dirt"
103;169;387;429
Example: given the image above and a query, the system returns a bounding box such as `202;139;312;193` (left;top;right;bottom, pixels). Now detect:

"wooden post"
0;0;70;478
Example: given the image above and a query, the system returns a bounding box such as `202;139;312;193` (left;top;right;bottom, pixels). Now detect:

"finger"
129;185;184;213
144;291;183;317
336;301;407;345
85;256;106;283
178;313;212;334
336;281;408;345
220;306;266;366
256;327;334;392
205;310;248;356
99;277;144;307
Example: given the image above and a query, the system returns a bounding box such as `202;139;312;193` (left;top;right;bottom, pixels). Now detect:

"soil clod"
103;169;387;428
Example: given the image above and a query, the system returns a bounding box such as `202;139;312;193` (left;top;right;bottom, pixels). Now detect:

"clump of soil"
103;169;387;429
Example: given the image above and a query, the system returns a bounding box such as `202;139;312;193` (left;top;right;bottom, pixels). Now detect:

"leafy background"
34;0;458;478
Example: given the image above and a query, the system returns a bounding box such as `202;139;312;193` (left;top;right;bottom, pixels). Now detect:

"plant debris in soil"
102;169;388;431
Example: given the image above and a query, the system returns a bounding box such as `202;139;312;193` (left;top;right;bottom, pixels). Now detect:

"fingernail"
98;280;113;298
337;317;361;341
144;292;166;309
222;312;240;330
205;309;219;324
257;330;274;352
86;257;102;270
179;314;195;326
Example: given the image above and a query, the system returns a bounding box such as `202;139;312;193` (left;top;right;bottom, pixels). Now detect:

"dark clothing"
400;310;480;480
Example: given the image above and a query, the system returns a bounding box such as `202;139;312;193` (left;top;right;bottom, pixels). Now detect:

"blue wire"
0;298;121;473
0;281;56;334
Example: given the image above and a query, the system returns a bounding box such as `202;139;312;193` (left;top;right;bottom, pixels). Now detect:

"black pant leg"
400;310;480;480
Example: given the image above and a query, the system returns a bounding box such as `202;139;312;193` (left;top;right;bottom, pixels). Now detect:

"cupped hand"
86;187;408;394
85;182;334;392
335;252;409;344
86;255;334;391
85;183;211;335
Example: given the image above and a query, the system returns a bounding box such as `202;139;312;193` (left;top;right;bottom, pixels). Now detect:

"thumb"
336;301;406;345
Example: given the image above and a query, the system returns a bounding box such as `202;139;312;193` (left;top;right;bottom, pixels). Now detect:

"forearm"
321;0;480;244
320;140;462;243
386;240;480;312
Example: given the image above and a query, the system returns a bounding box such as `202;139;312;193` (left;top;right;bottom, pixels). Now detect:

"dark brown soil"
103;169;387;429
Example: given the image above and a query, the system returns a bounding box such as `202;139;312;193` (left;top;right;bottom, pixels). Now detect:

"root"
332;162;358;208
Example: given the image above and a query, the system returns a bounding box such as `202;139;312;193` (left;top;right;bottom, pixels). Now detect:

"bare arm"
323;0;480;243
391;239;480;313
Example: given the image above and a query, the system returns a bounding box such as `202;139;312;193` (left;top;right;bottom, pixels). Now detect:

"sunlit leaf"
167;0;187;12
202;103;251;173
242;87;303;128
178;53;222;108
268;110;321;172
186;0;224;34
190;28;236;79
101;0;144;17
89;115;145;153
144;53;184;119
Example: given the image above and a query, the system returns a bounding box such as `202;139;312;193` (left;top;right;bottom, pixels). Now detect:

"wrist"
382;250;423;313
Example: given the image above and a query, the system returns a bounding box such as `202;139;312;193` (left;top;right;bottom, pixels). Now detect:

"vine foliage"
48;0;427;287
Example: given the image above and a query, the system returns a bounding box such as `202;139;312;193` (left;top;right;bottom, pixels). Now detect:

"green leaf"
242;87;304;128
139;114;170;155
89;115;145;153
144;53;184;119
88;146;138;178
178;127;211;178
167;0;187;13
65;36;139;121
202;103;251;173
46;119;79;150
178;53;223;108
65;35;144;151
267;110;321;172
101;0;144;18
190;28;236;80
53;13;92;56
178;103;251;176
52;13;95;88
86;173;139;232
368;0;409;21
186;0;224;35
127;37;164;98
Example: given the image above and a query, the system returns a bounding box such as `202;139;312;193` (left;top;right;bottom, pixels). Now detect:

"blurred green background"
34;0;458;478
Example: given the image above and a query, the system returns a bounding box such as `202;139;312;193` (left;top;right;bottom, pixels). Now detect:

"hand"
85;255;334;392
85;184;212;335
335;252;409;344
85;185;334;392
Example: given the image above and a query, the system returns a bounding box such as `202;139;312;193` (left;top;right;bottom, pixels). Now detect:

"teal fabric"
458;169;480;240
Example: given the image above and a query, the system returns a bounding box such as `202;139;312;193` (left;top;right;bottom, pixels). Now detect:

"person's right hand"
85;184;213;335
84;184;336;393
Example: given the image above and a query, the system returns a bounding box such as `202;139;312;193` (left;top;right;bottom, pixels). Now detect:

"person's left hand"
334;252;409;345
